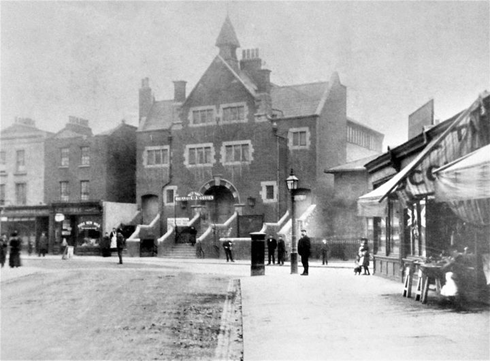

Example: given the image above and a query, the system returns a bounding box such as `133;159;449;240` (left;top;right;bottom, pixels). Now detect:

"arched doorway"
204;186;235;223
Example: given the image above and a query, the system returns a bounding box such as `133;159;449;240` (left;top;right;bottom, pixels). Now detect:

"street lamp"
286;168;299;274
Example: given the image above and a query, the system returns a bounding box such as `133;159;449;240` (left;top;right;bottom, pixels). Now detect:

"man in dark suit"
277;236;286;266
223;240;234;262
116;229;125;265
266;234;277;265
298;229;311;275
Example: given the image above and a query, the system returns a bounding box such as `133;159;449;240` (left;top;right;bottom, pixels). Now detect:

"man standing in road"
298;229;311;275
321;239;329;265
266;234;277;265
38;232;48;257
116;229;125;265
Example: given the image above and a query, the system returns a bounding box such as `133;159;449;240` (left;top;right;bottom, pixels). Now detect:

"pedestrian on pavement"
196;239;205;259
358;238;370;275
9;231;22;268
110;227;117;252
277;236;286;266
441;245;467;311
0;233;8;267
27;238;34;256
116;229;125;265
101;232;111;257
321;239;329;265
38;232;48;257
266;234;277;265
223;240;234;262
61;238;68;260
298;229;311;275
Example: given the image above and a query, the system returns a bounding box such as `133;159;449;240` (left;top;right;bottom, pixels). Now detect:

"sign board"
55;213;65;222
167;218;190;227
175;195;214;201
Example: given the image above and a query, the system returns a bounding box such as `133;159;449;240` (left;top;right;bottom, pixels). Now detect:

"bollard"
250;232;266;276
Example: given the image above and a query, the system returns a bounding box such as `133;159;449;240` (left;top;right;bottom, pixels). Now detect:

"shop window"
60;181;69;202
0;184;6;205
144;146;169;167
16;150;25;173
60;148;69;167
288;127;310;150
0;151;6;173
222;140;253;165
15;183;26;205
80;181;90;201
407;198;427;257
80;147;90;166
185;144;214;167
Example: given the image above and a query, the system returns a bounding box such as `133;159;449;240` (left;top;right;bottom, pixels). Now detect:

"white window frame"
60;148;69;167
143;146;170;168
80;180;90;201
80;146;90;166
60;181;69;202
16;149;26;173
188;106;217;127
260;181;278;203
164;186;178;206
184;143;215;167
219;102;248;124
221;140;254;165
288;127;310;150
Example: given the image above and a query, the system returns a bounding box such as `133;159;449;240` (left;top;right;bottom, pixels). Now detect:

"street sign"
55;213;65;222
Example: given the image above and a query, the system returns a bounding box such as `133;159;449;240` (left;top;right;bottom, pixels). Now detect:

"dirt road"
1;257;243;360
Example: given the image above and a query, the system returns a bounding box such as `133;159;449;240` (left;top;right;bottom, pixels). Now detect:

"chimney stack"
173;81;187;103
139;77;153;123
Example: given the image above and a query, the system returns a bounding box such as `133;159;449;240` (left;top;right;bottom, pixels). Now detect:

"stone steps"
161;243;197;259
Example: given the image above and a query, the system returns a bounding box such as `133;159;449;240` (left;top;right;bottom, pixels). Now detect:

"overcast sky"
1;1;489;149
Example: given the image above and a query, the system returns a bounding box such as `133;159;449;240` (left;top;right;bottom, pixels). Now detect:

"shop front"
0;205;50;254
358;91;490;292
50;202;103;255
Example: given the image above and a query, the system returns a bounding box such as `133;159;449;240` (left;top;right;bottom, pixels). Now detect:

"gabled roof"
271;82;327;118
138;100;176;132
98;121;137;136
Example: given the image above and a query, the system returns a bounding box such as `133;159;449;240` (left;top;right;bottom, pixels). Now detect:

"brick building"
44;117;137;254
133;16;383;258
0;118;53;249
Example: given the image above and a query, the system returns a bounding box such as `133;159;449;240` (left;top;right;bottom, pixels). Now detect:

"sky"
1;1;489;149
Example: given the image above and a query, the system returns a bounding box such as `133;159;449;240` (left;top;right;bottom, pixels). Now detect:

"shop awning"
434;144;490;202
357;177;397;217
378;91;490;203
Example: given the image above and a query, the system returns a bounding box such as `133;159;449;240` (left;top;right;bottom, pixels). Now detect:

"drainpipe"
160;132;173;236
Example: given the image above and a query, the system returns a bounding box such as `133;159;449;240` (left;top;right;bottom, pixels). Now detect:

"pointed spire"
215;15;240;49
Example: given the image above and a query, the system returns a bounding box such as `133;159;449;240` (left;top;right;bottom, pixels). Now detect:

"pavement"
1;255;489;361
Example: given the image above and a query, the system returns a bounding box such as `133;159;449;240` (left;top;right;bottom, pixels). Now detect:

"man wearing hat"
297;229;311;275
277;236;286;266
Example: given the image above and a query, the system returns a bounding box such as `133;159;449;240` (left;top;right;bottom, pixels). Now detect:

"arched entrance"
200;178;240;224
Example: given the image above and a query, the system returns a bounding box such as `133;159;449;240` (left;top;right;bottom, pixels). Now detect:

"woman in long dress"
9;231;22;268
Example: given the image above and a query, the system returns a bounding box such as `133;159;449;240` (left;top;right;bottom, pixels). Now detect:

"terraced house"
131;16;383;258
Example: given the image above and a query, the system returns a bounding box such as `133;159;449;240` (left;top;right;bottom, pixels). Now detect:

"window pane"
81;181;90;201
189;148;196;165
204;147;211;164
197;148;204;164
238;106;244;120
162;149;169;164
225;146;233;163
242;144;249;161
266;185;274;199
166;189;174;203
292;132;299;146
155;149;162;165
300;132;306;146
233;145;240;162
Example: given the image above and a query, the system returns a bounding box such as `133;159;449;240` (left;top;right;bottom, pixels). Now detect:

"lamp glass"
286;174;299;190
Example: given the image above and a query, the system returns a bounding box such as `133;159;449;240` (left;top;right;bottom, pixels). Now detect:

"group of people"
266;234;286;266
101;228;126;264
0;231;22;268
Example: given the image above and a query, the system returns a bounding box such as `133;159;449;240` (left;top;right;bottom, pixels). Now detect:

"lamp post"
286;168;299;274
